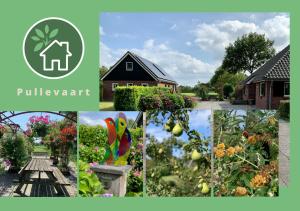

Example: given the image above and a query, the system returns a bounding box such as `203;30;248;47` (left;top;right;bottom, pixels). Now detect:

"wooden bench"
51;167;71;196
53;168;70;185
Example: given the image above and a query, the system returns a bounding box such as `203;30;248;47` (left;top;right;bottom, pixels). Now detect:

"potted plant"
28;115;50;137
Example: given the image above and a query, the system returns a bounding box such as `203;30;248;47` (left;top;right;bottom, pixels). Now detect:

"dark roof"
101;51;177;84
244;45;290;84
130;52;177;84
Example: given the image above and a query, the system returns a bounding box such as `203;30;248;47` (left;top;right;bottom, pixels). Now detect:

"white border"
22;17;85;80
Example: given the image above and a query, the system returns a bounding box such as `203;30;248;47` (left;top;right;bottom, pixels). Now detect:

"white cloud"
185;41;192;46
112;33;136;39
193;15;290;58
101;39;218;85
100;26;105;36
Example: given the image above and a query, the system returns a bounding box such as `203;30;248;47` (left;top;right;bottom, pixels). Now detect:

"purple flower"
101;193;113;197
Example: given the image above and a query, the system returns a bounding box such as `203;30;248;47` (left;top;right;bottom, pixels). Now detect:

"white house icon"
39;40;72;71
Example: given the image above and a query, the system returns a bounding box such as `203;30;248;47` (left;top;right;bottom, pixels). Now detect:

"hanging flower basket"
28;115;50;138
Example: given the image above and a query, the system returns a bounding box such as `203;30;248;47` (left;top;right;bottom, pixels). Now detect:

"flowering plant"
0;125;6;138
28;115;50;137
213;110;279;197
60;125;77;142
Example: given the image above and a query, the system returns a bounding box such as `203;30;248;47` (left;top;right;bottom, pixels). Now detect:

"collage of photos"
1;12;290;198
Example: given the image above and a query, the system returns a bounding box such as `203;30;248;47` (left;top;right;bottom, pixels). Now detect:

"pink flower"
133;171;141;177
137;143;143;150
89;162;98;167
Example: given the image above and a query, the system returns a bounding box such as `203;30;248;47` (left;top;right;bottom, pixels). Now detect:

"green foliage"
99;66;109;100
79;160;104;197
222;32;276;74
194;83;209;99
138;94;162;111
223;83;234;98
79;125;108;163
146;110;211;196
114;86;170;110
213;110;279;197
278;100;290;120
0;134;30;170
209;67;246;99
178;85;194;93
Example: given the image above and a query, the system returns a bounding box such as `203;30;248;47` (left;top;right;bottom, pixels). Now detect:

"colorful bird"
103;113;132;166
103;118;118;164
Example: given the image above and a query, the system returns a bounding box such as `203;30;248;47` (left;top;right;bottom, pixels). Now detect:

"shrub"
138;94;162;111
183;96;194;108
223;83;234;98
114;86;170;110
0;134;29;170
278;100;290;120
79;125;108;147
195;84;209;100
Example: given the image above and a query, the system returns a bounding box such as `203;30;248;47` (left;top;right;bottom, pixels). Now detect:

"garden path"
195;100;255;110
279;119;290;187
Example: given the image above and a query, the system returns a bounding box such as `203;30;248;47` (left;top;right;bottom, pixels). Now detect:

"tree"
99;66;109;100
222;32;275;74
223;83;234;98
194;83;209;100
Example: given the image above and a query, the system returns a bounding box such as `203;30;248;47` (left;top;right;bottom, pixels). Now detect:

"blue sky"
146;110;211;158
79;111;139;128
100;13;289;86
147;109;211;138
1;112;64;131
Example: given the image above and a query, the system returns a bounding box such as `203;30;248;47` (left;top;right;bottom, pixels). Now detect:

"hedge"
114;86;170;110
278;100;289;120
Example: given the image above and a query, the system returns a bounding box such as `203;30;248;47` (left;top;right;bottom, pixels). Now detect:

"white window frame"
112;83;119;91
126;62;133;71
284;82;290;97
259;82;265;97
141;83;149;87
127;83;134;87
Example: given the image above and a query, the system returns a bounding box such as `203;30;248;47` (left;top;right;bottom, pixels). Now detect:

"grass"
99;101;115;111
34;145;49;153
181;92;196;97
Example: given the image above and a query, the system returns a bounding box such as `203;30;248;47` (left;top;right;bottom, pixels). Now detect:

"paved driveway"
196;100;255;110
279;119;290;187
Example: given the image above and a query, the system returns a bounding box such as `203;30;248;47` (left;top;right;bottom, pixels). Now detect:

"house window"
127;83;133;87
284;82;290;96
259;82;265;97
112;83;118;91
141;83;148;87
126;62;133;71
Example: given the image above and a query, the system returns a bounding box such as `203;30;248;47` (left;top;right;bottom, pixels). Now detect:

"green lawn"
181;92;196;97
99;101;115;111
34;145;50;153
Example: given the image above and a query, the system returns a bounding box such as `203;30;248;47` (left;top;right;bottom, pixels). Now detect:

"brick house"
101;51;177;101
242;45;290;109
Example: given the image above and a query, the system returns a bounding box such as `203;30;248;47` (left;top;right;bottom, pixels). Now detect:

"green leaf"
49;29;59;38
31;36;40;41
45;25;49;34
33;42;44;52
35;28;44;38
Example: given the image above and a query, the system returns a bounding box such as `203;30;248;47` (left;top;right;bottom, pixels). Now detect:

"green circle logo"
23;17;84;79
